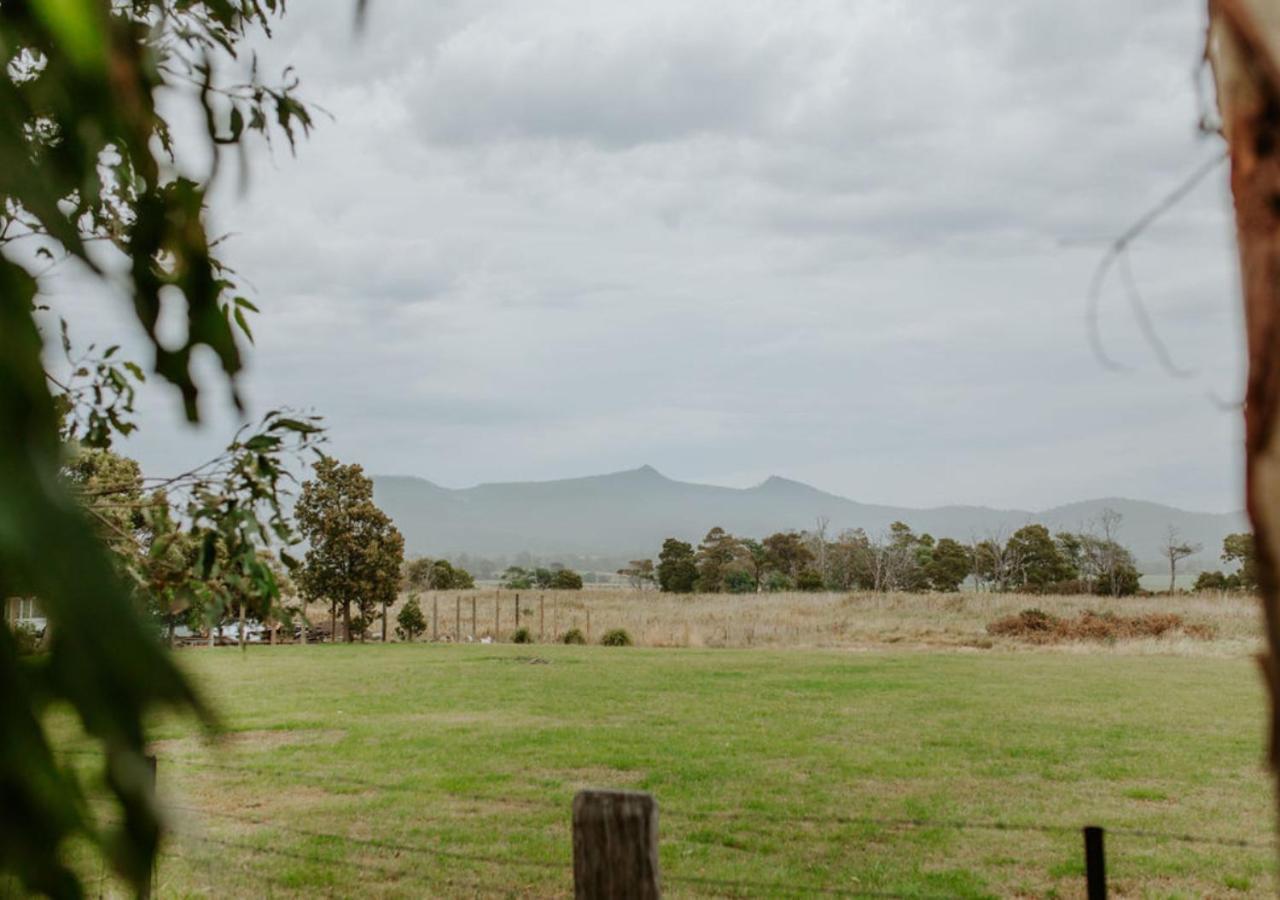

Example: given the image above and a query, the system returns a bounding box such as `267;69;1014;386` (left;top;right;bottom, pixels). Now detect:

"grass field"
63;633;1275;897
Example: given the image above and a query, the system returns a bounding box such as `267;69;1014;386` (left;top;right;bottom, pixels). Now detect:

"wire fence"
65;746;1274;897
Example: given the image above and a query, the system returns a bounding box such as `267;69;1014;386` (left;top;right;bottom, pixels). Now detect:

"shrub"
395;597;426;642
987;608;1214;643
512;627;533;644
600;628;633;647
724;570;756;594
550;569;584;590
796;570;825;592
561;628;586;645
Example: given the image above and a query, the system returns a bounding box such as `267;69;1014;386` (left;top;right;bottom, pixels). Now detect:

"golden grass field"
360;588;1262;656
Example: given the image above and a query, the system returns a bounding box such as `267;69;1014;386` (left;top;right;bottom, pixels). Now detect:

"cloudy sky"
49;0;1246;512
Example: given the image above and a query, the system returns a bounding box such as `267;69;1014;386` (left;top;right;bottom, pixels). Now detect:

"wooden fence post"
540;594;545;641
471;596;477;639
140;754;158;900
456;596;461;642
586;608;592;644
515;593;521;633
1083;825;1106;900
572;789;660;900
495;593;500;641
432;596;438;642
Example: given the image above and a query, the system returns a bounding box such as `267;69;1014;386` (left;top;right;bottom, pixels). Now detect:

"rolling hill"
372;466;1245;572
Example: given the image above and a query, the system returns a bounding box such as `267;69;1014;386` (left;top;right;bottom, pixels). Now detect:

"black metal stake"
1083;825;1106;900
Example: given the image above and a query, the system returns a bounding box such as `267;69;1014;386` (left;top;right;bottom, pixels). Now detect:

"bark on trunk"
1208;0;1280;820
343;600;352;643
239;600;246;652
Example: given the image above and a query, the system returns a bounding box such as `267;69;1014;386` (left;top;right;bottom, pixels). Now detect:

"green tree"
927;537;971;592
0;1;323;891
501;566;534;589
1222;532;1258;592
657;538;698;593
1005;525;1070;591
404;557;434;590
762;531;815;583
617;559;656;590
396;597;427;642
296;458;405;644
551;569;584;590
696;527;743;592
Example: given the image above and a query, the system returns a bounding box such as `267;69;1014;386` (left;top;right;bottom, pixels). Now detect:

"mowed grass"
67;644;1274;897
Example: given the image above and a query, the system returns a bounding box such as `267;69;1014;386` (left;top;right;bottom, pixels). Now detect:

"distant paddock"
287;589;1261;656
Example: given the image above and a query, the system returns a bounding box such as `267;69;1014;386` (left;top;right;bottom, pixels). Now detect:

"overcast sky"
46;0;1247;512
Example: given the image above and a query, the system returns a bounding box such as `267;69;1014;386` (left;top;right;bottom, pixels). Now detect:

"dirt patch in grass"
150;728;346;754
987;609;1216;644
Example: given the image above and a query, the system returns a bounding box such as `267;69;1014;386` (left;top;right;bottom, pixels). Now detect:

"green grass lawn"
67;644;1275;897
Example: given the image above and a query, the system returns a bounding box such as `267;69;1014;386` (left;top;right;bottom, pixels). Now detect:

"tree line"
632;512;1251;597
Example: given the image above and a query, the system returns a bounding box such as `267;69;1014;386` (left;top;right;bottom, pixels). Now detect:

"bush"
796;570;825;592
395;597;426;642
987;608;1214;643
600;628;633;647
550;569;584;590
512;627;533;644
561;628;586;645
724;570;756;594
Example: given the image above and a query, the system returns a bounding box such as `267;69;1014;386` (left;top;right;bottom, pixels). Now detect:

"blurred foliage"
0;1;322;895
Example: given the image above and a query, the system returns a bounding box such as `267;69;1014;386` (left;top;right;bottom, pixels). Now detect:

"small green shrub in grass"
561;628;586;645
601;628;632;647
512;627;533;644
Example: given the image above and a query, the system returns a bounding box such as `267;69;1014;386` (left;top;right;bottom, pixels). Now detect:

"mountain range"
371;466;1246;573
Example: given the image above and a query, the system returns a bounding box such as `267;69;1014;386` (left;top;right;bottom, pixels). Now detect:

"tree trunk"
167;618;174;648
343;600;352;643
239;600;246;652
300;601;308;645
382;602;388;642
1208;0;1280;827
1170;557;1177;594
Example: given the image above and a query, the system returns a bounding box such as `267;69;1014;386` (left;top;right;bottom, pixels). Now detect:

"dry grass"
371;588;1260;656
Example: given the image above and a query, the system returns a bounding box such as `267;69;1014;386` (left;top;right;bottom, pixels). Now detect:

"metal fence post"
1084;825;1106;900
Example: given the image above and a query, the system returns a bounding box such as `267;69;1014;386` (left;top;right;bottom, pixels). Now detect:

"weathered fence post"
1083;825;1106;900
140;754;158;900
572;789;660;900
586;608;592;644
495;593;500;640
540;594;545;641
456;595;461;642
515;593;521;633
432;596;438;642
471;596;477;639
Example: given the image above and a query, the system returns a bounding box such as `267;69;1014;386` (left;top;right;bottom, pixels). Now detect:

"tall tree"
696;527;743;592
617;559;656;590
296;458;405;644
1162;525;1202;593
927;538;971;592
1222;532;1259;592
657;538;698;593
